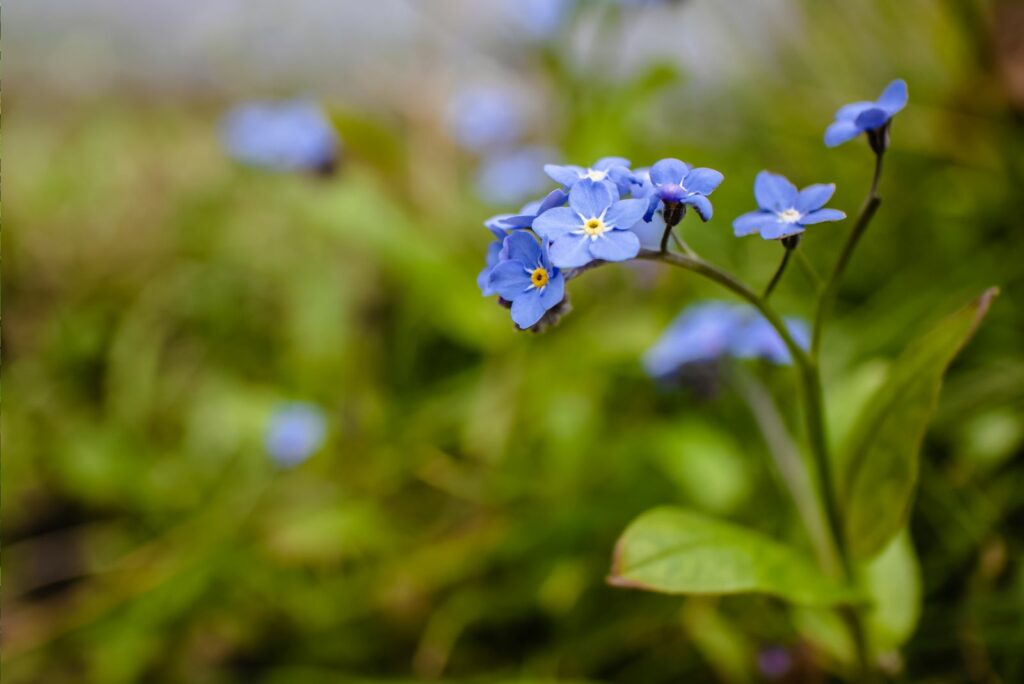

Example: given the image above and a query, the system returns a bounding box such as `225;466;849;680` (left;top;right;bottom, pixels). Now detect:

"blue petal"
538;188;569;213
510;290;547;329
683;167;724;195
605;198;649;230
760;221;805;241
643;194;660;222
682;194;713;221
532;207;582;241
834;101;876;122
549;234;596;268
877;79;908;115
489;260;533;299
589;230;640;262
629;211;665;251
732;210;776;237
650;158;689;186
502;230;542;264
594;156;631;172
824;120;862;147
800;208;846;224
484;213;515;237
794;183;836;213
754;171;798;212
854;107;890;131
568;178;614;218
539;271;565;309
544;163;584;187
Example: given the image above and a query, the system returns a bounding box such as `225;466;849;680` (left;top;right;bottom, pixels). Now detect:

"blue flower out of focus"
533;179;648;268
643;301;809;378
502;0;571;40
647;158;724;221
733;172;846;240
221;100;339;173
544;157;635;196
265;402;327;468
824;79;908;148
477;146;559;205
448;86;524;152
487;232;566;329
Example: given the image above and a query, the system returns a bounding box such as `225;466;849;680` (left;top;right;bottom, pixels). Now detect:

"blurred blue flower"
733;171;846;240
221;100;338;173
487;232;566;329
647;157;724;222
476;146;558;205
757;647;794;680
643;301;809;378
824;79;908;148
448;86;524;152
533;179;648;268
503;0;572;40
265;402;327;468
544;156;634;196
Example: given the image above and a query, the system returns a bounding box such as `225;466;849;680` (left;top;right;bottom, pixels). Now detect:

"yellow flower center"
583;217;608;237
530;266;549;289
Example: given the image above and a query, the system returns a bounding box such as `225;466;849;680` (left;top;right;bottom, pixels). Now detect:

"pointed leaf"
841;288;998;559
609;507;858;606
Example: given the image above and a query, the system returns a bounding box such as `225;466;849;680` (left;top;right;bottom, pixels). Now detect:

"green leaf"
861;529;922;650
608;507;858;606
841;288;998;559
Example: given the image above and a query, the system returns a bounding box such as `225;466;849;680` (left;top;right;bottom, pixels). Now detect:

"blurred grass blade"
841;288;999;560
609;507;859;606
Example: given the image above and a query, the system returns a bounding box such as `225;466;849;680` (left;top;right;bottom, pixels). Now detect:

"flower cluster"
478;80;906;331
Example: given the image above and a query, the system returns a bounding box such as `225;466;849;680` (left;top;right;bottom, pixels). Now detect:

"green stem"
811;151;885;359
762;244;794;301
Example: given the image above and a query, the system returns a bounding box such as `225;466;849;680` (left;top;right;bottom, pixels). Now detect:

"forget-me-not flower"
533;179;648;268
222;100;339;174
643;301;809;378
448;86;524;152
647;158;724;222
265;402;328;468
544;156;635;196
824;79;908;149
733;171;846;240
487;232;566;329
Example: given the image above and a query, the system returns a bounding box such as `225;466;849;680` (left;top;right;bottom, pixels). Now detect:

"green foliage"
840;288;998;560
609;507;857;606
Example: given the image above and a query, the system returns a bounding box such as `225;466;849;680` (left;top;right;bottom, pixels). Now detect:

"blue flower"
643;301;808;378
499;188;570;229
647;158;724;222
824;79;908;148
533;179;648;268
479;190;569;296
448;86;524;152
544;156;635;196
221;100;338;173
733;171;846;240
502;0;571;40
476;146;558;205
487;232;566;329
265;402;327;467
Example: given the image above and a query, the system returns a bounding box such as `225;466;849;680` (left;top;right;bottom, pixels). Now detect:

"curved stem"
811;151;885;359
762;245;793;301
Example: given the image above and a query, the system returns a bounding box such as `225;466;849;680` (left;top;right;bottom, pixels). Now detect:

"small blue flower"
533;179;648;268
544;157;635;196
824;79;908;148
479;190;569;295
647;158;724;222
221;100;338;173
476;146;558;205
733;171;846;240
500;188;570;229
265;402;327;468
502;0;571;40
487;232;566;329
643;301;808;378
448;86;524;152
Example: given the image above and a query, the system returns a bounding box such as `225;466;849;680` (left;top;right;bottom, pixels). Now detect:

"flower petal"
877;79;908;115
605;198;649;230
539;271;565;309
502;230;542;264
594;156;631;171
589;230;640;262
629;212;665;251
682;194;714;221
683;167;724;195
800;208;846;224
510;290;547;329
537;187;569;213
732;210;777;237
650;158;689;186
824;120;862;147
760;221;805;241
854;107;889;130
488;260;533;300
568;178;614;218
834;101;876;121
548;234;597;269
754;171;798;212
544;163;584;187
532;207;581;241
794;183;836;213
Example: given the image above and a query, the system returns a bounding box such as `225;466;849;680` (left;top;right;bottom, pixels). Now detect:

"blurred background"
4;0;1024;681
